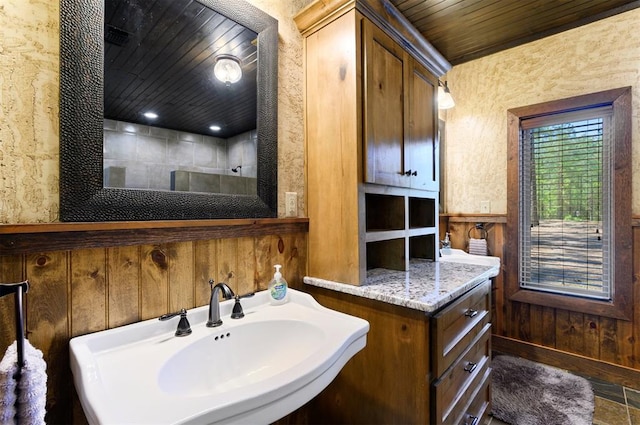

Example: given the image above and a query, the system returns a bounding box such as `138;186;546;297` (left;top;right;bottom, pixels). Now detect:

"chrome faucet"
206;279;235;327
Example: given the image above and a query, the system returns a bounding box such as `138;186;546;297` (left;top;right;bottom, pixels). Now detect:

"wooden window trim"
505;87;632;320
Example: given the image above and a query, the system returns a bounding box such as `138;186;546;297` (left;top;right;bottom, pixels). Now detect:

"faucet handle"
231;296;244;319
159;308;192;337
230;292;255;320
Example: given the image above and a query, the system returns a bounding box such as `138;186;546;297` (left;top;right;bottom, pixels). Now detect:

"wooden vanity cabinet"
281;280;492;424
296;0;448;286
431;280;492;425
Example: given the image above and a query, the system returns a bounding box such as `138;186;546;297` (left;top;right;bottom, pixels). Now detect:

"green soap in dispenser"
268;264;288;305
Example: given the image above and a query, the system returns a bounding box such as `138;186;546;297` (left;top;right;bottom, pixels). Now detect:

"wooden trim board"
493;335;640;390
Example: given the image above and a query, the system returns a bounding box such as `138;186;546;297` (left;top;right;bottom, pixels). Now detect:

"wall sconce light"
438;80;455;109
214;55;242;86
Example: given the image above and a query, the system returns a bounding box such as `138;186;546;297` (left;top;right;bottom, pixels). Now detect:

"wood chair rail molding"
442;214;507;223
0;218;309;255
443;214;638;226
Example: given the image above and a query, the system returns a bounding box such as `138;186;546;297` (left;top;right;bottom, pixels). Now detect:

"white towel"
0;343;18;425
468;238;488;256
17;340;47;425
0;340;47;425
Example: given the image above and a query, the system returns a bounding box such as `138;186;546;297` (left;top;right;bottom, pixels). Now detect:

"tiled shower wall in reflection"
103;119;257;192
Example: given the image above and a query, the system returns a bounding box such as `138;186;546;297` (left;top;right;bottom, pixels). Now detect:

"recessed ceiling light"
143;111;158;119
209;125;221;131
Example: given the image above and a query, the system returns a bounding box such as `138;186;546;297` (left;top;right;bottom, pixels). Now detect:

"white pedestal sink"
70;289;369;424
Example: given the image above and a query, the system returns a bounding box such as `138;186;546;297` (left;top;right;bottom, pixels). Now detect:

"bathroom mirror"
60;0;278;221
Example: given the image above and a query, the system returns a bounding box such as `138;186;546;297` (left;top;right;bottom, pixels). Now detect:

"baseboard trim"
492;335;640;390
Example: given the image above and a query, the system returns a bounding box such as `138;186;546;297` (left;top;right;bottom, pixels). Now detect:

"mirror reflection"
103;0;258;196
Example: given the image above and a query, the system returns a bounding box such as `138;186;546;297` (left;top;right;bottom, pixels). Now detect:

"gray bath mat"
491;354;594;425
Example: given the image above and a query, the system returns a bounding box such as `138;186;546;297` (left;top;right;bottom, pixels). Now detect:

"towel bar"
0;280;29;375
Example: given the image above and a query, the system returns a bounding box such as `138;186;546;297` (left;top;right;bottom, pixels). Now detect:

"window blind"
519;107;612;299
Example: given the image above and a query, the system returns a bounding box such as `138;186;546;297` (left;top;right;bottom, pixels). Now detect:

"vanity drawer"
431;280;490;377
432;323;491;425
458;369;491;425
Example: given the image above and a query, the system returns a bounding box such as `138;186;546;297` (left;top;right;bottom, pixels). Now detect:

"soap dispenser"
268;264;288;305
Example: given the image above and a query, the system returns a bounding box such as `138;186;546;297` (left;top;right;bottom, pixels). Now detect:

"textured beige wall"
442;8;640;215
0;0;311;224
0;0;60;223
250;0;313;217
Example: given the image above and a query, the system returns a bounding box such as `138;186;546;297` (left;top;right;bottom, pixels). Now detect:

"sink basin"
439;248;501;267
70;289;369;425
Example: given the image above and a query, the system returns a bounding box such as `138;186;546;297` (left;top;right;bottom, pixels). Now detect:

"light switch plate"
285;192;297;217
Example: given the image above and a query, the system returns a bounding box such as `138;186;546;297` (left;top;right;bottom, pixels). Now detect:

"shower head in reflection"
231;165;242;173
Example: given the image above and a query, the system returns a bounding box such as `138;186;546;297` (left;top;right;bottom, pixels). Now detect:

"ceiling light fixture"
214;55;242;86
209;125;221;131
438;80;455;109
143;111;158;119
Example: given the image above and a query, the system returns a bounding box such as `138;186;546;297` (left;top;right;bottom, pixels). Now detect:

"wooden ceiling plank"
404;0;640;63
430;0;637;62
412;0;529;60
395;0;457;21
412;0;502;40
403;0;485;25
447;0;640;64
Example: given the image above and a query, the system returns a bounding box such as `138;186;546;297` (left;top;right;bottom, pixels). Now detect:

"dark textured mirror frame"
60;0;278;221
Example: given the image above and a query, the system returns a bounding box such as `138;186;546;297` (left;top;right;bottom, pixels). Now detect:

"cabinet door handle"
404;169;412;176
411;170;417;176
464;415;479;425
464;362;477;373
464;309;478;318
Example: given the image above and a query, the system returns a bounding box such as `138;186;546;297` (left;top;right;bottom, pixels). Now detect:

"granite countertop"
304;258;500;314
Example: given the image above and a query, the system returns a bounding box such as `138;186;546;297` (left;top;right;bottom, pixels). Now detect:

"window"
520;109;610;299
506;88;632;320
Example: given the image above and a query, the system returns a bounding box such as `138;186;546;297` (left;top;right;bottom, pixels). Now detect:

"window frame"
505;87;632;320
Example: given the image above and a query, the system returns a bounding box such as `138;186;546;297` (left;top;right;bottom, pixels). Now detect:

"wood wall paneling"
26;251;71;423
107;245;140;328
71;248;107;336
140;244;170;320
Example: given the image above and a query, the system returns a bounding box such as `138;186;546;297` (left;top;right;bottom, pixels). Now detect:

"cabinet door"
363;20;407;187
407;59;438;191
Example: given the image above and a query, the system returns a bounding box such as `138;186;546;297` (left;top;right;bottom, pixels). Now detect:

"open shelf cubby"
363;186;439;272
365;193;405;232
409;197;436;229
366;238;405;270
410;234;436;260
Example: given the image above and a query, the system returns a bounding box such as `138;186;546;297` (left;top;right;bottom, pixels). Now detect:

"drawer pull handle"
464;309;478;318
465;415;479;425
464;362;477;373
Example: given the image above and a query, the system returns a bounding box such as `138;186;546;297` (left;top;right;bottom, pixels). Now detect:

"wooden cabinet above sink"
295;0;450;286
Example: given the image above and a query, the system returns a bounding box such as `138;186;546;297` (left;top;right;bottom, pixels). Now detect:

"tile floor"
484;371;640;425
